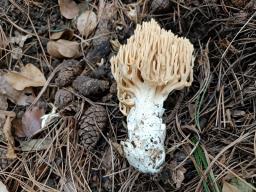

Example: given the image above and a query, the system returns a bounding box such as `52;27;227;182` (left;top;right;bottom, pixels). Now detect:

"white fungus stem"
122;85;166;173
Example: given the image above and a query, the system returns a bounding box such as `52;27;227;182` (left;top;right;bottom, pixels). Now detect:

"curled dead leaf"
16;105;45;138
0;75;35;106
3;113;17;159
4;64;46;91
222;181;239;192
14;88;36;106
58;0;79;19
50;29;74;40
77;10;97;37
47;39;80;59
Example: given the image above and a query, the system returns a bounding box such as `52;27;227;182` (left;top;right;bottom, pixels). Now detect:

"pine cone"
72;76;109;98
78;105;108;149
55;60;83;87
59;101;80;116
54;89;74;109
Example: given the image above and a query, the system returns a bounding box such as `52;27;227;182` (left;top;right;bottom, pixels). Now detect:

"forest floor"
0;0;256;191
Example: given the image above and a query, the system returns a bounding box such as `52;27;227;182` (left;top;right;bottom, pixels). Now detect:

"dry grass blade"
0;26;8;56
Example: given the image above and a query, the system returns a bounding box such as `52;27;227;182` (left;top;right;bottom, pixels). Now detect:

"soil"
0;0;256;192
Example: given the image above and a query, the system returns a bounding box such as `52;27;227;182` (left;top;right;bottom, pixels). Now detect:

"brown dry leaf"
15;88;36;106
0;181;9;192
77;10;97;37
50;29;74;40
47;39;80;59
222;181;239;192
0;74;35;106
58;0;79;19
15;105;45;138
5;64;46;91
227;178;255;192
3;113;17;159
20;138;52;151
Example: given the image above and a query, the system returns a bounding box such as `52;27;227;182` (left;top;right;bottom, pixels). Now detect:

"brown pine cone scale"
78;105;108;149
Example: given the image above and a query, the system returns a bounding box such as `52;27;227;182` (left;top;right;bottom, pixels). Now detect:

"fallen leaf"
0;181;9;192
58;0;79;19
4;64;46;91
20;138;52;151
3;114;17;159
14;88;36;106
77;10;97;37
222;181;239;192
12;117;22;136
16;105;45;138
0;75;35;106
50;29;74;40
229;178;254;192
47;39;80;58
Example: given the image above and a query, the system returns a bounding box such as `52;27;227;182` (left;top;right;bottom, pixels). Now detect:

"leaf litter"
0;0;256;191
